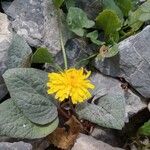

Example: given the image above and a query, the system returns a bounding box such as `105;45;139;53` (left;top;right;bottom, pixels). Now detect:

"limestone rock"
72;133;124;150
0;141;32;150
94;26;150;99
0;12;12;100
45;38;97;71
91;127;121;146
3;0;62;54
0;12;32;101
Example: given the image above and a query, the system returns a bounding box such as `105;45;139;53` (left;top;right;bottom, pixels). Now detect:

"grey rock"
0;141;32;150
0;12;32;101
0;12;12;100
29;138;50;150
94;26;150;98
130;144;138;150
148;103;150;112
45;38;97;71
71;133;124;150
1;1;12;12
76;0;102;20
139;0;146;3
3;0;61;54
91;72;146;122
0;138;50;150
91;127;120;146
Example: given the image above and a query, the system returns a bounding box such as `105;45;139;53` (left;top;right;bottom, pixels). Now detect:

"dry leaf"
48;116;82;150
99;45;108;58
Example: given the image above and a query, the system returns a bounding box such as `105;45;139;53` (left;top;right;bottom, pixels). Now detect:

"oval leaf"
3;68;58;125
67;7;95;36
0;100;58;139
76;94;125;130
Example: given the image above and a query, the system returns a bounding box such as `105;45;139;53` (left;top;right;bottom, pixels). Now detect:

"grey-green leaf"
67;7;95;36
128;0;150;31
128;10;143;32
105;44;119;58
3;68;58;125
0;100;59;139
7;33;32;68
76;94;125;130
31;47;53;64
86;30;103;45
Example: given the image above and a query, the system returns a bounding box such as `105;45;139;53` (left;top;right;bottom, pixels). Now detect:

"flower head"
47;68;94;104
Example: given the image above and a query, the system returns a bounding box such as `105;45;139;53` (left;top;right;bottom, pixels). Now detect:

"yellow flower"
47;68;95;104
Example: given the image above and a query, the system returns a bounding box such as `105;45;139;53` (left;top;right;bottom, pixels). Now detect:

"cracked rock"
94;26;150;99
2;0;69;54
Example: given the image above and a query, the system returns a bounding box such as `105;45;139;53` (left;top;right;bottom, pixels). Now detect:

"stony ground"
0;0;149;150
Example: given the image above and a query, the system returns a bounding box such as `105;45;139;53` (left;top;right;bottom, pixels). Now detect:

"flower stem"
60;33;68;70
56;8;68;70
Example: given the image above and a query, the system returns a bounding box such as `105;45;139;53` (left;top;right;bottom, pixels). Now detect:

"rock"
29;138;50;150
91;127;121;147
0;141;32;150
148;103;150;112
76;0;102;19
1;1;12;12
0;12;32;101
94;26;150;99
0;12;12;100
90;72;146;122
0;137;50;150
2;0;63;54
45;38;97;71
71;133;124;150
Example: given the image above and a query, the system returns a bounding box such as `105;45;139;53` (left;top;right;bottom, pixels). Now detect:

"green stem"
56;8;68;70
60;33;68;70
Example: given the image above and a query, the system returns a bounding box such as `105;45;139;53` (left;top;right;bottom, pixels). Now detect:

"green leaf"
131;0;139;10
3;68;58;125
128;10;143;32
67;7;95;36
139;13;150;22
114;0;131;16
139;0;150;21
105;44;119;58
31;48;53;64
102;0;123;20
76;94;125;130
138;120;150;136
53;0;64;8
128;0;150;32
86;30;103;45
0;100;59;139
96;9;121;42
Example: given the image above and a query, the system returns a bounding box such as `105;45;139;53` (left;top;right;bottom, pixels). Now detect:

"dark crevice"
0;1;4;13
0;93;10;104
114;108;150;148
